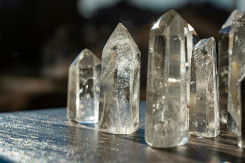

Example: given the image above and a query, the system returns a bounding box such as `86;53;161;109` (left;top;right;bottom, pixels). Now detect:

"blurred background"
0;0;243;112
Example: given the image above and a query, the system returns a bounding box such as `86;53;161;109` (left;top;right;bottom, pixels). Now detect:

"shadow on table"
96;128;147;146
118;128;147;145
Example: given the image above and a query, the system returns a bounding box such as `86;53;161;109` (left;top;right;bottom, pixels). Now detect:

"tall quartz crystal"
218;10;240;124
67;49;101;123
145;9;197;148
98;23;141;134
227;13;245;134
189;38;220;137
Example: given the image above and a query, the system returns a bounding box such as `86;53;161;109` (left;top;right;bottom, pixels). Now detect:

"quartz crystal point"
238;75;245;148
67;49;101;123
98;23;141;134
145;9;197;148
189;38;220;137
228;13;245;134
218;10;240;124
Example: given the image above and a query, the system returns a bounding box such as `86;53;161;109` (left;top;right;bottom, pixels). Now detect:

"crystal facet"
189;38;220;137
67;49;101;123
145;9;197;148
238;74;245;148
228;13;245;134
98;23;141;134
218;10;240;124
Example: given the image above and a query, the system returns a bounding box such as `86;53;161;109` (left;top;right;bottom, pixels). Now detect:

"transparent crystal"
185;21;200;106
98;23;141;134
238;74;245;148
67;49;101;123
145;9;196;148
218;10;240;124
189;38;220;137
228;13;245;134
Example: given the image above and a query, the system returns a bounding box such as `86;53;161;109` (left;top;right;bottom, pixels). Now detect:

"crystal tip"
163;9;180;18
82;48;92;53
152;9;180;30
114;23;127;31
167;9;178;13
194;37;215;49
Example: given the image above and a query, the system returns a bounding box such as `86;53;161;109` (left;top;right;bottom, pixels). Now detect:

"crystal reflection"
67;122;99;161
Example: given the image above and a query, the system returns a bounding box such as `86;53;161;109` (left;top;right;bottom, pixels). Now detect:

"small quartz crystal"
218;10;240;124
227;13;245;134
67;49;101;123
145;9;197;148
98;23;141;134
189;38;220;137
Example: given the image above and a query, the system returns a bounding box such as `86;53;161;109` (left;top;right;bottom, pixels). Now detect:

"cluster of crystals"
98;23;141;134
189;38;220;137
145;9;197;148
218;10;240;124
67;49;101;123
66;9;245;149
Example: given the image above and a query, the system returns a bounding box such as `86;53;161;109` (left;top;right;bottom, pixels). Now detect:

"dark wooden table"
0;102;244;162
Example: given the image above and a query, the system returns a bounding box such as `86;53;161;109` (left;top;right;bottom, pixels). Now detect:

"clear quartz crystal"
218;10;240;124
145;9;197;148
228;13;245;134
238;74;245;148
189;38;220;137
98;23;141;134
67;49;101;123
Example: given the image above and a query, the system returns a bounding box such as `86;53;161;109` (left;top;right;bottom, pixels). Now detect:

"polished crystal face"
145;9;197;148
67;49;101;123
227;13;245;134
98;23;141;134
189;38;220;137
218;10;240;124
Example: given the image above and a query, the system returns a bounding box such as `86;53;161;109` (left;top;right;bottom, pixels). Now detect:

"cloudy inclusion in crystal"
145;9;197;148
67;49;101;123
98;23;141;134
189;38;220;137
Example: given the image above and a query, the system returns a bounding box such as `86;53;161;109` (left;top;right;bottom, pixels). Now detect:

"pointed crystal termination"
98;23;141;134
218;10;240;124
228;13;245;134
145;9;197;148
189;38;220;137
238;74;245;148
67;49;101;123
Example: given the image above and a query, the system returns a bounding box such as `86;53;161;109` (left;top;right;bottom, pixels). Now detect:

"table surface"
0;102;244;163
